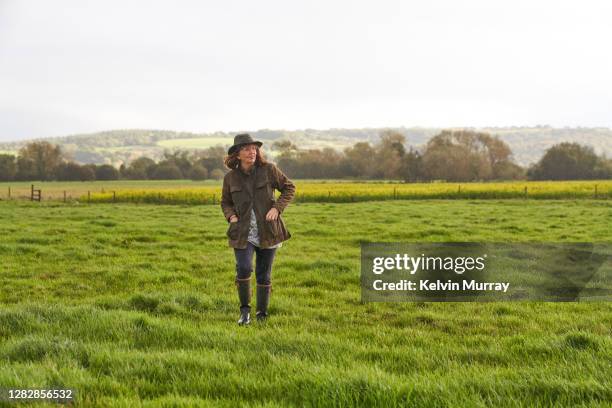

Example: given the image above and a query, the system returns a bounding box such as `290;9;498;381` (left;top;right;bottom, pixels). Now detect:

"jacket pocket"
227;221;240;240
255;177;273;201
230;184;242;194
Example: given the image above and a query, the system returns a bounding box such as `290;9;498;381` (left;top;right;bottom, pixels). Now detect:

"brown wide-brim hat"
228;133;263;155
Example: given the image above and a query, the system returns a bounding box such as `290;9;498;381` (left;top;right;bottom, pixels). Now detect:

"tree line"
274;130;611;181
0;144;226;182
0;130;609;182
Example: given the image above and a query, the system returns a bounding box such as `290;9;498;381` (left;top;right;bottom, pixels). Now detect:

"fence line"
1;183;609;204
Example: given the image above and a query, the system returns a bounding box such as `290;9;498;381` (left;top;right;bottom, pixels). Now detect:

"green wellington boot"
236;278;251;326
256;284;271;322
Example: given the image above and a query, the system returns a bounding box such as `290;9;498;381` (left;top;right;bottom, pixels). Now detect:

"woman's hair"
224;145;268;169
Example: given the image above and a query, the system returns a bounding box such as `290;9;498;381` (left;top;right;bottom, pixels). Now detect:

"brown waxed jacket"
221;162;296;249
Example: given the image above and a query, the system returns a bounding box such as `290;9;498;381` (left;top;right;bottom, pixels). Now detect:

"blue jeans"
234;242;277;285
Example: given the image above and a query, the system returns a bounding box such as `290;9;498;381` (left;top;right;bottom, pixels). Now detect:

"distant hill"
0;126;610;167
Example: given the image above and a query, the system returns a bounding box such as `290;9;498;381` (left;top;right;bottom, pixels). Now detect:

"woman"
221;133;296;325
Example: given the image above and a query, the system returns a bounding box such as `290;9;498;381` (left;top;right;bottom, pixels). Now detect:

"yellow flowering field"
74;180;612;204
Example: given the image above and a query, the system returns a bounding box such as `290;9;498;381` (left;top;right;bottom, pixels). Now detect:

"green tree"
17;141;63;181
0;154;17;181
593;156;612;179
272;141;300;177
55;162;95;181
161;150;192;177
15;156;36;180
193;146;226;174
422;130;521;181
95;164;120;180
528;143;607;180
400;148;423;182
124;157;156;179
151;163;182;179
284;148;343;178
342;142;376;178
375;131;407;179
189;165;208;180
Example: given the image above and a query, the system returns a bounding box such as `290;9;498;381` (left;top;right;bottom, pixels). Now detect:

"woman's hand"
266;208;279;221
229;215;239;223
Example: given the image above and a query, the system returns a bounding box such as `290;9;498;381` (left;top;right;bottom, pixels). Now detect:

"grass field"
1;180;610;203
0;199;611;406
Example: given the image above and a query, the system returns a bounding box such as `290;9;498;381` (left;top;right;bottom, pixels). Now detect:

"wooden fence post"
30;185;41;202
594;184;598;198
524;186;528;198
458;185;461;194
63;191;66;203
8;187;10;199
113;191;116;202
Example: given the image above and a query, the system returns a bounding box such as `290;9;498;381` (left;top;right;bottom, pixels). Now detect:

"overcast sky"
1;0;611;142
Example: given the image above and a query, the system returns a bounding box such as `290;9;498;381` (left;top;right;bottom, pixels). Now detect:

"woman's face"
238;144;258;167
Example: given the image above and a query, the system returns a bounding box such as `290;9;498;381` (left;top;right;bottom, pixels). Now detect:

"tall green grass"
0;200;610;406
